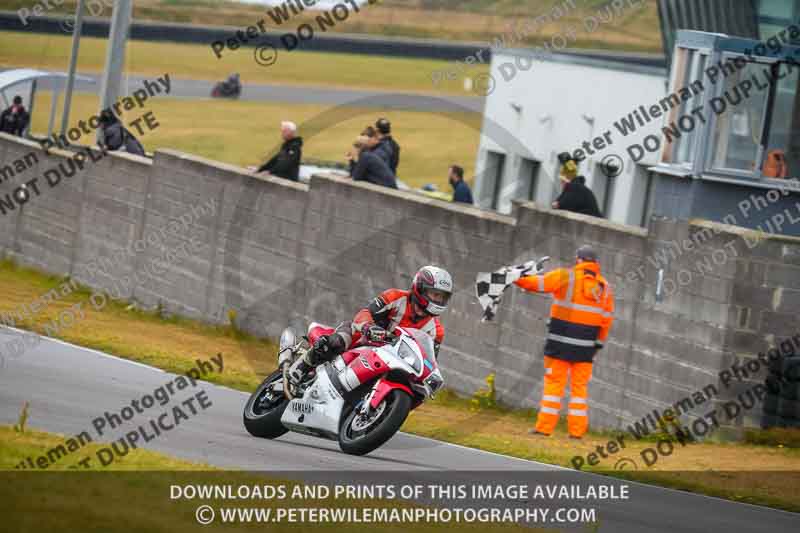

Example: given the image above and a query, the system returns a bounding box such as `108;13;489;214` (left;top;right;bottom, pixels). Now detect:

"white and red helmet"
410;266;453;316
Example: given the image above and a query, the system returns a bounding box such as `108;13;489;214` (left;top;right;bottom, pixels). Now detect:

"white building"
474;48;668;227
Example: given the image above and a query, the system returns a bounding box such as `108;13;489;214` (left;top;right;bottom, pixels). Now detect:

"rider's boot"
287;351;317;385
287;333;346;384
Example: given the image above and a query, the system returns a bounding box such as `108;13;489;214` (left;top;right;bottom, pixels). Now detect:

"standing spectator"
347;126;384;175
256;121;303;181
365;125;395;167
98;110;145;155
375;118;400;174
362;126;380;149
0;96;30;137
448;165;473;204
349;135;397;189
552;157;602;218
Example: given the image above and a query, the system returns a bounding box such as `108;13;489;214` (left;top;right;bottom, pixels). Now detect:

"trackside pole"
97;0;133;144
60;0;86;139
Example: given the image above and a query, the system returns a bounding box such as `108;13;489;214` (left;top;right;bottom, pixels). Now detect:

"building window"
590;164;616;218
656;30;800;186
666;49;709;166
485;151;507;211
758;0;800;40
519;158;541;202
708;56;771;176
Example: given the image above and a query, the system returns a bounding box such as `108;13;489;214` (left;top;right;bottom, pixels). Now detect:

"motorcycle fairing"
280;365;344;440
369;378;413;409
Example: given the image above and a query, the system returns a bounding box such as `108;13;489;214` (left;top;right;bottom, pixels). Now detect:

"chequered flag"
475;260;539;322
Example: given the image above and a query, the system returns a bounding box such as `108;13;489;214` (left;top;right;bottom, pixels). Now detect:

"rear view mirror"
279;328;296;352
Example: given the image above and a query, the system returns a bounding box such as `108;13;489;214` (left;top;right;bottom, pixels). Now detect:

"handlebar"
361;328;400;347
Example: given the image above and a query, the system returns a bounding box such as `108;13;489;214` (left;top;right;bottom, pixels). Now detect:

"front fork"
281;345;312;399
360;387;379;416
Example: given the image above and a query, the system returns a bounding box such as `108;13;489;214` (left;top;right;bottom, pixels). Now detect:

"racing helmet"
410;266;453;316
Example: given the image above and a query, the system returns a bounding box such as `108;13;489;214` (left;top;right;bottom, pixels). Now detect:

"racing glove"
310;333;346;363
362;324;388;344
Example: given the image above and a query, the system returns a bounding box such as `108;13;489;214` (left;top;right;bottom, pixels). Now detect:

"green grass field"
0;30;487;95
27;91;481;190
0;0;663;53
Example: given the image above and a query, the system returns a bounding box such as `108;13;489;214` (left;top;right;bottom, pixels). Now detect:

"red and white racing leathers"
335;289;445;356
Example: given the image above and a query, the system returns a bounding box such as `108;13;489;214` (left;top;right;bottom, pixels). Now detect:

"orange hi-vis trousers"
535;356;593;437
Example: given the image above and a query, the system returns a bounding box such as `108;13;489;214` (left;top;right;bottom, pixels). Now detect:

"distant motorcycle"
211;80;241;99
243;324;444;456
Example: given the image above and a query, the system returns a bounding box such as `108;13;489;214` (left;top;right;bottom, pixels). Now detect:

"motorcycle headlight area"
398;339;423;374
423;370;444;395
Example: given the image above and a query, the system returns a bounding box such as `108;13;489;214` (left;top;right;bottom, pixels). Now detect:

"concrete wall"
2;132;798;434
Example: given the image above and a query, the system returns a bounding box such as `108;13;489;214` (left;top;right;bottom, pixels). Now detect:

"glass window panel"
710;59;771;173
758;0;798;19
661;48;693;164
673;53;708;165
765;61;800;179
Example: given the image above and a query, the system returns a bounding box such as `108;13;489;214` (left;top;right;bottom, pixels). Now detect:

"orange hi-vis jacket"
514;261;614;362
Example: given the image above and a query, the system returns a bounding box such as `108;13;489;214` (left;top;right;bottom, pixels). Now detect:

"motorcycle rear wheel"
243;370;290;439
338;390;412;456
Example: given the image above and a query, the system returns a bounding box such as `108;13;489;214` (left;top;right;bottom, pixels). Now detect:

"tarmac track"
1;326;798;532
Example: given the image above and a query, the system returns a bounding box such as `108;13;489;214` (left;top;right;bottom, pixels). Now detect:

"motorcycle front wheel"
243;370;290;439
338;390;412;456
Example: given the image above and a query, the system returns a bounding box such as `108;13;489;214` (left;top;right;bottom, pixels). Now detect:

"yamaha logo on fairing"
292;402;314;414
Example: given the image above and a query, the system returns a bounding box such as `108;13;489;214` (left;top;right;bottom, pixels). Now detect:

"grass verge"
1;259;799;512
0;426;550;532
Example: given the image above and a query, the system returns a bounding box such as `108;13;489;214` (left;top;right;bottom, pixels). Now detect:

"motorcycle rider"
288;266;453;383
223;73;241;95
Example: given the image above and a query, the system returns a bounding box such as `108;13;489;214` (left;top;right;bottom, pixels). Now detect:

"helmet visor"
424;288;451;306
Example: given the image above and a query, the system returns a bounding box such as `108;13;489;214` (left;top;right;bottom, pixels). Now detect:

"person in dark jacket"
256;121;303;181
349;135;397;189
375;118;400;174
365;125;394;166
98;110;145;155
552;159;602;218
0;96;30;137
448;165;473;204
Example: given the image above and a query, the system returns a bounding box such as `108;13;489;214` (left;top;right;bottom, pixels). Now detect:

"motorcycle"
211;81;241;99
243;324;445;456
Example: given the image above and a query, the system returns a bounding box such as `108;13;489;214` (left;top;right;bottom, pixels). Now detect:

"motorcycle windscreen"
399;329;436;374
408;329;435;359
